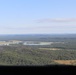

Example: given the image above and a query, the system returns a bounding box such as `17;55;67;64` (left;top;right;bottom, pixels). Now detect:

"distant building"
0;40;23;46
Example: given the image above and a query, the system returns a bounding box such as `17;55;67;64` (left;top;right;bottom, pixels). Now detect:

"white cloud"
37;18;76;23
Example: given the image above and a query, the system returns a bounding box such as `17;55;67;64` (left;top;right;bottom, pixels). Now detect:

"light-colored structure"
0;40;23;46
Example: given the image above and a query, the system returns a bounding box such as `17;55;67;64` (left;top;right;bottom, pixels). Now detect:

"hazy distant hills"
0;34;76;41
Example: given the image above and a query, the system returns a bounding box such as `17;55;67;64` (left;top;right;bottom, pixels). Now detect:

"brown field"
53;60;76;65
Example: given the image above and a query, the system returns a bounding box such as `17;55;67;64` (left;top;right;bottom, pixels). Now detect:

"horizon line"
0;33;76;35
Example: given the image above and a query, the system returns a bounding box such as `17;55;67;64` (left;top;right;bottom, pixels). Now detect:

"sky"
0;0;76;34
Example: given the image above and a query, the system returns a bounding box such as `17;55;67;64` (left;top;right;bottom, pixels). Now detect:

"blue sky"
0;0;76;34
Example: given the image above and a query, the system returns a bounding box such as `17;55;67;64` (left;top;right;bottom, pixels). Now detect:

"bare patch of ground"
39;48;61;50
53;60;76;65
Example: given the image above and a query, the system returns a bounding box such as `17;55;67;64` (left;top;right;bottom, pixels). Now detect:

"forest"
0;44;76;65
0;34;76;65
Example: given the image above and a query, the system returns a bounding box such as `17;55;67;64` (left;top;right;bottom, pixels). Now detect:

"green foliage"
0;45;76;65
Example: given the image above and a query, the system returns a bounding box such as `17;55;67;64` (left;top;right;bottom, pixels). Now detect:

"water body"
23;42;52;45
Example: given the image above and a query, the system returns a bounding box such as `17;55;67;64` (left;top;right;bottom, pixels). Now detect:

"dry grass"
39;48;60;50
53;60;76;65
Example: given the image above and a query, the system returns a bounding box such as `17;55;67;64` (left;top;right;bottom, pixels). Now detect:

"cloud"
4;26;40;30
36;18;76;23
